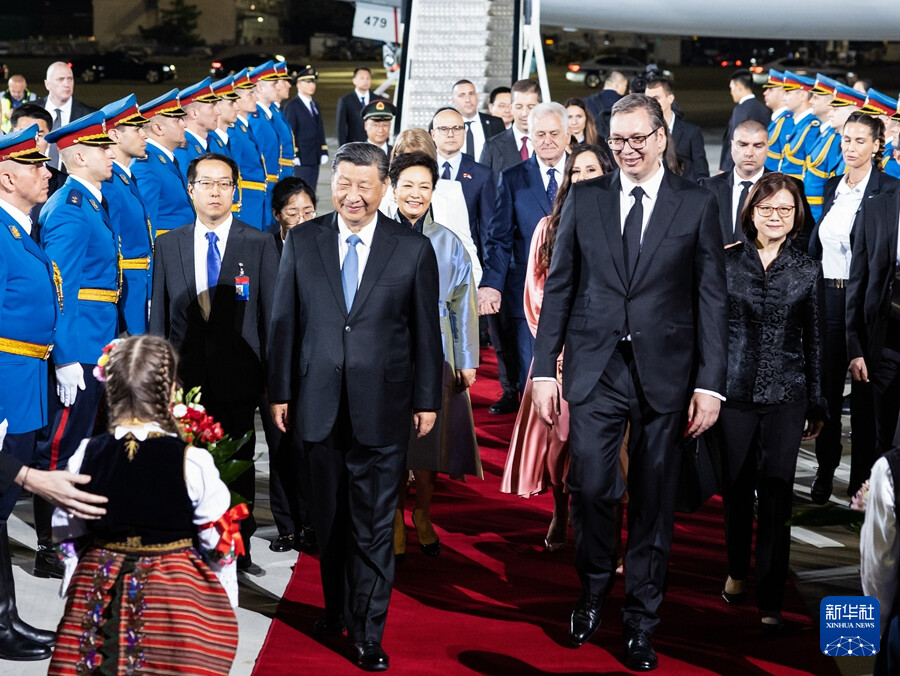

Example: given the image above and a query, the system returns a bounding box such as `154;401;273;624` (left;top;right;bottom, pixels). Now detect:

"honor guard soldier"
174;78;222;183
887;100;900;178
228;68;268;230
209;75;238;158
0;125;60;660
36;111;119;577
248;61;282;218
804;74;843;221
100;95;153;335
270;61;297;181
283;65;328;189
362;99;397;155
860;89;900;172
763;70;794;171
131;89;194;238
779;70;821;178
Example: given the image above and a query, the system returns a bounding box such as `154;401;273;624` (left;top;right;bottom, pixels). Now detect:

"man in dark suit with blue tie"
336;67;384;147
150;153;279;570
267;143;442;671
283;66;328;190
478;102;568;412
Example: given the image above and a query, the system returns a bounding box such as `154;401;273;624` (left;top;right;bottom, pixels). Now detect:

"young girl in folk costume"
48;335;246;675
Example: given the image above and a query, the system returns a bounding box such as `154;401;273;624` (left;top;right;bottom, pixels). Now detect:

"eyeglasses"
755;204;795;218
280;207;316;222
607;126;661;151
434;125;465;136
192;179;235;190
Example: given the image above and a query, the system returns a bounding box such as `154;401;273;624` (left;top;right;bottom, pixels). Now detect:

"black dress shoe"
570;592;604;647
489;392;519;415
236;554;253;572
314;614;346;636
353;641;389;671
0;631;53;661
269;534;295;552
298;525;318;551
721;589;747;605
11;618;55;646
624;625;658;671
33;545;64;579
810;471;834;505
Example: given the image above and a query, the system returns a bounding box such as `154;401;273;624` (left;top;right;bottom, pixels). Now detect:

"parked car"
750;56;853;85
567;54;671;88
209;53;302;79
69;52;176;84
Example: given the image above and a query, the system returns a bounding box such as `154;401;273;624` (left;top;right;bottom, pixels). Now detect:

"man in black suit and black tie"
336;67;383;147
268;143;443;672
480;79;541;183
720;69;771;173
644;76;709;182
36;62;95;171
531;94;728;671
150;153;279;570
283;66;328;190
450;79;506;160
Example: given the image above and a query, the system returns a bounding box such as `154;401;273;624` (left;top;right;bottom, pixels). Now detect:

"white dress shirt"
437;152;463;180
537;154;568;193
338;213;378;287
731;168;764;233
818;169;871;280
44;96;73;127
462;113;486;159
355;89;370;107
184;129;208;151
147;138;176;162
771;106;788;122
214;128;229;146
512;125;531;159
861;456;898;630
256;102;273;120
0;196;33;236
738;93;755;106
194;215;233;319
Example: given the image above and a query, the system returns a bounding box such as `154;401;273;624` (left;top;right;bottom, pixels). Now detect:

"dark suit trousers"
0;431;36;521
294;165;319;191
566;344;682;635
200;392;258;554
817;286;876;494
259;391;310;536
720;400;806;611
871;342;900;455
488;302;534;395
302;382;406;642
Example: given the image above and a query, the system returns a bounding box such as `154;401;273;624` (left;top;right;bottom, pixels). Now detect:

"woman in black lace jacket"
718;172;827;633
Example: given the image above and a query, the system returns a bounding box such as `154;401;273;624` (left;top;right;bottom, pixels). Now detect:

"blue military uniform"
37;112;119;472
229;69;268;230
763;71;793;171
131;89;194;238
803;75;845;222
779;71;821;178
208;130;231;157
99;95;153;335
248;62;282;217
173;78;223;182
272;61;297;180
208;75;239;159
861;89;900;179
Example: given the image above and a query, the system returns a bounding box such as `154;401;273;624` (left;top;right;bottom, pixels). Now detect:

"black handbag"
674;430;722;514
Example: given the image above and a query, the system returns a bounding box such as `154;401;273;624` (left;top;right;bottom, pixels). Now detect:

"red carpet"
253;350;838;675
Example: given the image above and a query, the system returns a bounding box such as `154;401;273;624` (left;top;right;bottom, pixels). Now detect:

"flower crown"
93;339;123;382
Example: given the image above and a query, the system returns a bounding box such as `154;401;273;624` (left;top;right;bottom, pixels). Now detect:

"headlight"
162;66;170;72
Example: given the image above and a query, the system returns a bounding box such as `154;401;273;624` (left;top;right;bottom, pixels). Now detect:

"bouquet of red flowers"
171;386;253;506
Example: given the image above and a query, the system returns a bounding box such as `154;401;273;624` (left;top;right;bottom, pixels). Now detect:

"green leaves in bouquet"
207;430;254;506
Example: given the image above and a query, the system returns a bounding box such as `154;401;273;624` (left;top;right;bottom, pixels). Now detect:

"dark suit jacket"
479;127;523;183
267;211;443;447
335;92;385;146
847;189;900;370
283;96;327;167
149;219;279;399
719;97;771;173
454;153;496;259
36;96;95;122
268;222;284;255
671;117;709;182
699;169;815;246
0;453;22;495
809;170;900;260
533;169;728;412
478;111;506;141
480;155;553;318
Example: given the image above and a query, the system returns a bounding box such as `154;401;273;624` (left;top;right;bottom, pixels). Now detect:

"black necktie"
465;121;474;157
735;180;753;241
49;108;62;169
623;186;645;284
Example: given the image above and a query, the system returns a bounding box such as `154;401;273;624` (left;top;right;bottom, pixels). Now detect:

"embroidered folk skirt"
48;546;237;675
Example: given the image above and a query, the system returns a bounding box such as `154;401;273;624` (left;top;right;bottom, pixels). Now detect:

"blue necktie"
441;161;451;180
546;168;558;205
311;100;319;117
206;231;221;301
342;234;361;311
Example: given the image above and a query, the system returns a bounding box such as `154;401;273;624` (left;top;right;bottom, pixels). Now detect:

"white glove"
320;154;329;165
0;418;7;450
56;363;86;407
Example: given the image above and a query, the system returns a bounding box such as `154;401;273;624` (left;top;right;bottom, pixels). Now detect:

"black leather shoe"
314;613;346;636
624;624;658;671
570;592;603;647
269;534;295;552
33;545;63;579
811;471;834;505
11;618;55;646
489;392;519;415
353;641;389;671
297;525;318;552
721;589;747;605
236;554;253;572
0;631;52;661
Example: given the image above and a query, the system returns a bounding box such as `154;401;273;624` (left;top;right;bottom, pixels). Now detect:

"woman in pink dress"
501;144;613;550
